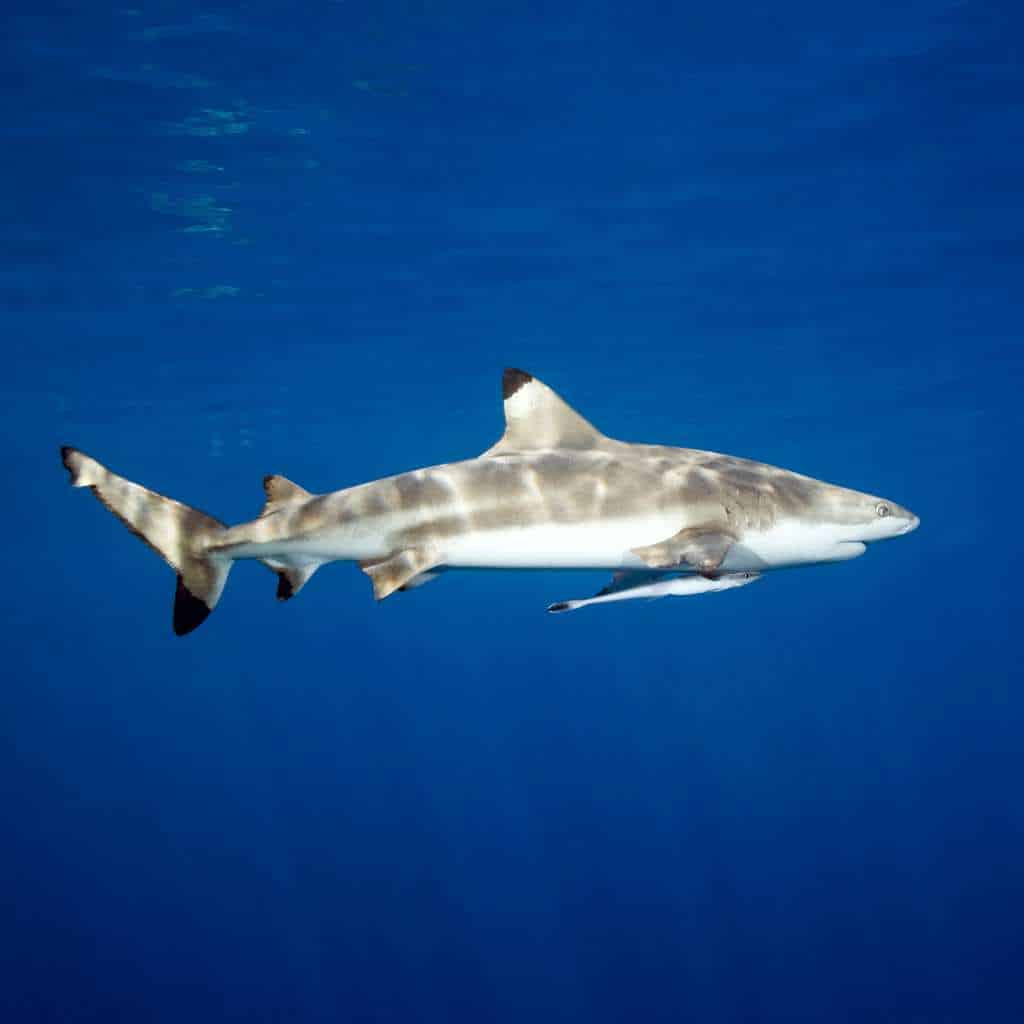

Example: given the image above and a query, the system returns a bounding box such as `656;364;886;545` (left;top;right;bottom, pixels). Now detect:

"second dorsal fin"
483;368;612;455
260;474;313;517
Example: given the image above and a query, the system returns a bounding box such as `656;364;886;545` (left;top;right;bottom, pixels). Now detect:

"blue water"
5;3;1023;1021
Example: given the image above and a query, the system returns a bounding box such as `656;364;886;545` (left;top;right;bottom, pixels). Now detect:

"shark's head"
745;471;920;569
809;484;919;559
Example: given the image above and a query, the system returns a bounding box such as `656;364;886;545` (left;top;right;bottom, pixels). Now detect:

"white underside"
442;517;678;569
243;516;866;573
723;521;865;571
440;518;863;571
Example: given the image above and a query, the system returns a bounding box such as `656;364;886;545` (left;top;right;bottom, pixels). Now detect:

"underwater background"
4;2;1023;1021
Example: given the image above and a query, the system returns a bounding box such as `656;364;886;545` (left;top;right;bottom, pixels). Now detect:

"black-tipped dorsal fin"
261;475;313;518
483;368;612;455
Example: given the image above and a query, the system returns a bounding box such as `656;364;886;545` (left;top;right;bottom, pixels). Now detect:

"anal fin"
276;564;319;601
631;526;735;576
360;548;442;601
261;557;321;601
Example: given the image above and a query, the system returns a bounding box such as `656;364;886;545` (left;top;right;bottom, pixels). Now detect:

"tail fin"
61;446;231;636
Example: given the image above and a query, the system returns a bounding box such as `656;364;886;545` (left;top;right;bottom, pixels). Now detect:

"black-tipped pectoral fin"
630;527;735;577
360;548;442;601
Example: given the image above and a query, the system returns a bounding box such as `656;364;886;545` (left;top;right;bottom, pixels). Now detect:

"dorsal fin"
483;368;611;455
260;474;313;517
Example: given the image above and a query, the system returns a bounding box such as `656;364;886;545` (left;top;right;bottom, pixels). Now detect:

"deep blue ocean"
4;3;1023;1021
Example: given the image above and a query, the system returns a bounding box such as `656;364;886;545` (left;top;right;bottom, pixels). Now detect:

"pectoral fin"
360;548;442;600
631;527;735;576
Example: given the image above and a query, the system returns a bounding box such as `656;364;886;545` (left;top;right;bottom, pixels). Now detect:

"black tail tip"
547;602;570;614
173;575;212;636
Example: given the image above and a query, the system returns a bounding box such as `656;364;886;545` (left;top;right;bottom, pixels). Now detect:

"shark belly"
723;521;866;570
442;516;680;569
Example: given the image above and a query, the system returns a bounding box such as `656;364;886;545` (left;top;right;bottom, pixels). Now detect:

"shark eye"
876;503;891;518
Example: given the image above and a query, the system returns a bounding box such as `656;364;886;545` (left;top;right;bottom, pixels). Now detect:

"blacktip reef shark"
61;368;918;635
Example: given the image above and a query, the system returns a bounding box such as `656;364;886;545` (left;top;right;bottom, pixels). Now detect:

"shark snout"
882;500;918;536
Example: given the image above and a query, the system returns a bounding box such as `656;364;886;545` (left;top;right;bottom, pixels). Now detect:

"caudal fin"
61;446;231;635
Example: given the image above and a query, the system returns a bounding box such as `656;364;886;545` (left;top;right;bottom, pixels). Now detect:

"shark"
60;368;918;635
